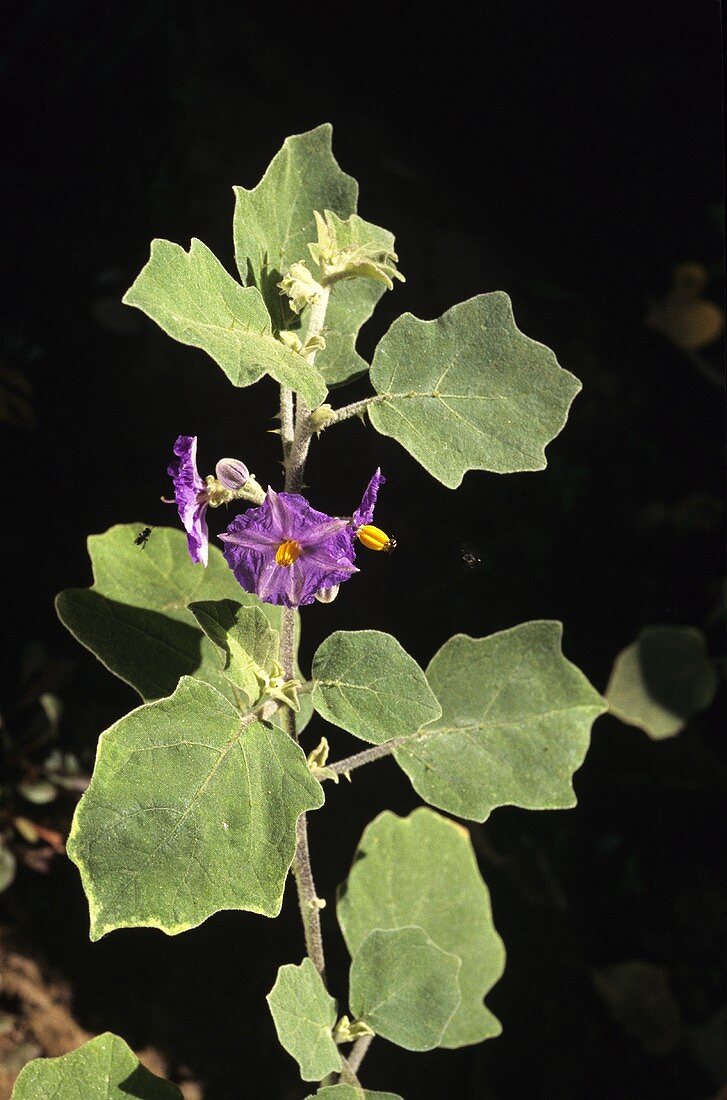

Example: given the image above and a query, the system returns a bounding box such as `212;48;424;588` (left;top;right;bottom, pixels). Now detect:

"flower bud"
315;584;339;604
215;458;250;490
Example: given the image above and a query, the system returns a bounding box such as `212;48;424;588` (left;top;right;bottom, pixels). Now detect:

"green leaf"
337;808;504;1047
368;293;581;487
55;526;312;731
188;597;313;733
189;600;278;704
311;630;441;744
11;1032;181;1099
233;124;392;386
393;622;606;822
233;124;356;332
67;677;324;940
57;524;251;705
605;625;717;739
266;958;342;1081
349;927;461;1051
306;1088;403;1100
123;238;326;408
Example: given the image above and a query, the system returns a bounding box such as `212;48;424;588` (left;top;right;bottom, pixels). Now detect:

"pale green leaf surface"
11;1032;181;1099
55;525;309;730
188;597;313;733
67;677;324;939
606;626;717;739
394;622;606;822
233;124;356;332
233;125;391;385
189;600;278;703
311;630;441;744
123;238;326;407
349;927;461;1051
369;293;581;486
306;1088;403;1100
337;808;504;1047
266;958;342;1081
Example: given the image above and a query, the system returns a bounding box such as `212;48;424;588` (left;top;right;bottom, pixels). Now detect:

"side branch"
328;738;406;777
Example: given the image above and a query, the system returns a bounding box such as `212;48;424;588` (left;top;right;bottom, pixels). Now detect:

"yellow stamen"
357;525;396;552
275;539;301;567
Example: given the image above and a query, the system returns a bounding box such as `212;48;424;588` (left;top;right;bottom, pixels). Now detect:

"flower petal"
353;468;386;529
167;435;209;566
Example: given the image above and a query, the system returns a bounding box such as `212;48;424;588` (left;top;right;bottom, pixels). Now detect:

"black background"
1;2;724;1097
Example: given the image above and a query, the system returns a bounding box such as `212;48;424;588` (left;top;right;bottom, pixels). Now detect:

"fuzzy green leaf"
189;598;313;732
606;625;717;739
123;238;326;407
349;927;461;1051
233;124;393;386
67;677;324;940
266;958;342;1081
55;525;311;734
311;630;441;744
189;600;278;704
369;293;581;487
393;622;606;822
11;1032;181;1099
338;808;504;1047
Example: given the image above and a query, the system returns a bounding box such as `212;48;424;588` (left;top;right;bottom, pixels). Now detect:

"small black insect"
134;526;153;549
460;540;483;570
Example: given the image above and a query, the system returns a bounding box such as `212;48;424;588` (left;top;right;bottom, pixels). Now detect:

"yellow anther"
356;525;396;552
275;539;301;567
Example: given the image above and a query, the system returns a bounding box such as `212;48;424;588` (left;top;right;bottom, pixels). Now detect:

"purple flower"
219;470;385;608
353;468;386;529
167;435;209;566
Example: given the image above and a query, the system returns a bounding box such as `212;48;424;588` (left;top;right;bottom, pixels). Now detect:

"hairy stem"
286;285;330;493
327;393;386;427
338;1058;364;1088
348;1033;374;1074
328;737;406;777
280;386;294;464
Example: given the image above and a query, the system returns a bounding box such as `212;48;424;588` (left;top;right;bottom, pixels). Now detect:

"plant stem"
327;394;385;427
286;285;330;493
327;738;406;777
348;1033;374;1074
280;386;294;464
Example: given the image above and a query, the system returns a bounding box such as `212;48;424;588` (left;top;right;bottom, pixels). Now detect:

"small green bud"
309;209;405;289
277;262;324;315
309;403;335;438
332;1016;375;1044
